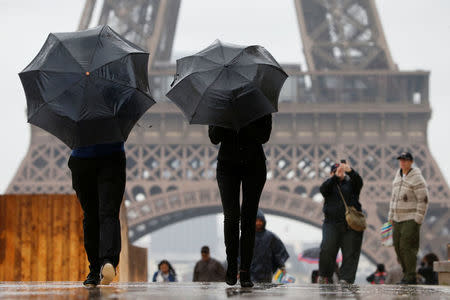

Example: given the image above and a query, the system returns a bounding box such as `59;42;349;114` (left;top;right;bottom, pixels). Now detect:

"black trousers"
216;159;267;271
319;222;363;283
68;152;126;272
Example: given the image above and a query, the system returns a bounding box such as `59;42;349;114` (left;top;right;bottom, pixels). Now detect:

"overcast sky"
0;0;449;193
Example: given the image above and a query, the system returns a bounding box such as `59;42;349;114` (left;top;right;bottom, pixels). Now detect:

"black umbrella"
19;25;155;149
166;40;288;130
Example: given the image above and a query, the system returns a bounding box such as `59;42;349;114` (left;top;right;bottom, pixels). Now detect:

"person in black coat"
418;253;439;285
318;161;364;284
250;210;289;283
208;114;272;287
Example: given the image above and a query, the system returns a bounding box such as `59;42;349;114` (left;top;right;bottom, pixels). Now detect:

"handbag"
337;184;366;232
380;221;393;246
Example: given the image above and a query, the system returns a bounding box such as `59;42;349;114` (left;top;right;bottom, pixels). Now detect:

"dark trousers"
68;152;126;272
393;220;421;282
216;160;267;271
319;222;363;283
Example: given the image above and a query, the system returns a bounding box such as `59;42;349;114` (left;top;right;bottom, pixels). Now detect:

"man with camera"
388;152;429;284
318;160;364;284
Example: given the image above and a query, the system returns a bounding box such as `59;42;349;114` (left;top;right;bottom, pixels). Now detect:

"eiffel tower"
7;0;450;265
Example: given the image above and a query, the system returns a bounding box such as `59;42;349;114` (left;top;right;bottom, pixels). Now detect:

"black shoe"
225;260;238;286
239;271;254;288
83;271;100;288
100;262;116;285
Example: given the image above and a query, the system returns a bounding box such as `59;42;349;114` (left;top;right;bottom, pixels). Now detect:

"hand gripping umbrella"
166;40;288;130
19;25;156;149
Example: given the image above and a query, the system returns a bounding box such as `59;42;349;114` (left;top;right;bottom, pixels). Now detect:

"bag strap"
336;184;349;212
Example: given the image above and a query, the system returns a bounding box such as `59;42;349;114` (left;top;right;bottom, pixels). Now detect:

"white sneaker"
100;263;116;285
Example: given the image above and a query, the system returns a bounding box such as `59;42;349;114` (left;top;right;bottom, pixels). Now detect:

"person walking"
388;152;429;284
193;246;226;282
366;264;387;284
249;210;289;283
318;161;364;284
68;142;126;287
209;114;272;287
152;260;177;282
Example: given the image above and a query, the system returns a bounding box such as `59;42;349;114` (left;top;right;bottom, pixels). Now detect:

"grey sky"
1;0;449;193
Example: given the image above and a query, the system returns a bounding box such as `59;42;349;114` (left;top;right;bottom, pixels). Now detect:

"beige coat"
388;168;429;224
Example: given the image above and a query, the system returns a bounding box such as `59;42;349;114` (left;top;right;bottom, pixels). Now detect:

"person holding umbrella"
167;40;287;287
208;114;271;287
19;25;155;287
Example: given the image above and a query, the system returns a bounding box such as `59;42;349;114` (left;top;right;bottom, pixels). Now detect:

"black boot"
83;271;100;288
239;270;254;288
226;260;238;286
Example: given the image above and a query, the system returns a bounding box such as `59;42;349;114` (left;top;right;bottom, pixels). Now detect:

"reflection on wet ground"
0;282;449;299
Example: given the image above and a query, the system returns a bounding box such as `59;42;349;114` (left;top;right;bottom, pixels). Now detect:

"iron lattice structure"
8;0;450;265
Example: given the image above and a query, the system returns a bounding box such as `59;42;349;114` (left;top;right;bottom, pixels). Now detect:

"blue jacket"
152;271;177;282
71;142;124;158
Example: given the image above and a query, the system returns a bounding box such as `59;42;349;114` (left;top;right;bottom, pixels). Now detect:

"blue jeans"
319;222;363;283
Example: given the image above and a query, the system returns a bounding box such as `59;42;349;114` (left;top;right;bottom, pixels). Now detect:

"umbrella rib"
56;39;86;71
172;66;223;88
219;42;226;62
115;88;155;141
226;47;246;65
93;76;155;116
232;62;288;77
228;68;278;114
19;70;85;75
179;55;222;66
97;74;155;106
86;25;106;71
92;72;150;96
189;68;225;123
89;52;148;81
27;77;87;121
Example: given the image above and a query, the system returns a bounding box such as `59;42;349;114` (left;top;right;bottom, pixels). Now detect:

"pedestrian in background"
153;260;177;282
250;210;289;283
388;152;429;284
193;246;226;282
418;253;439;285
318;161;364;284
366;264;387;284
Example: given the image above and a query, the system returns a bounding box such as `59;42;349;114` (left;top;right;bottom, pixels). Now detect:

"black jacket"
319;170;363;224
208;114;272;163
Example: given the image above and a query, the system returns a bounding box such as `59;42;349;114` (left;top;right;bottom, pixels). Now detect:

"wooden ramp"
0;194;147;282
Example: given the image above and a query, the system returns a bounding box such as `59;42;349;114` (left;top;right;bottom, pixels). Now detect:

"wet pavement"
0;282;449;300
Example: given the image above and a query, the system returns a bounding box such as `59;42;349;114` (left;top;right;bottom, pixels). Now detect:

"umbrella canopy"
19;25;155;149
166;40;288;130
298;247;343;264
